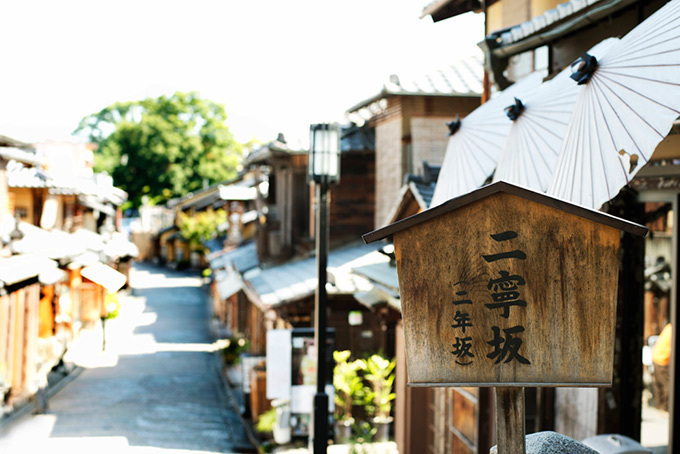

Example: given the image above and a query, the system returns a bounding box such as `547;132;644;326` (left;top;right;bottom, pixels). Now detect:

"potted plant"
362;353;396;442
219;335;250;365
333;350;365;443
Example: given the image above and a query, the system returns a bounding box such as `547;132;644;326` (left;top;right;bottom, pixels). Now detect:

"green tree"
177;209;227;251
75;92;243;208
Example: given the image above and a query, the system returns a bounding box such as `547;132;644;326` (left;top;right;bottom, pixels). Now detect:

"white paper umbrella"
549;0;680;209
493;38;620;192
430;71;544;207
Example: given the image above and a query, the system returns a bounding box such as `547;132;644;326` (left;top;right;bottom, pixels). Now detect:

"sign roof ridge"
362;181;648;244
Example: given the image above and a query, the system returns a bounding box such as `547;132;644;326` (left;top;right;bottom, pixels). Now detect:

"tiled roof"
12;221;136;263
6;160;49;188
0;254;58;287
79;195;116;216
243;242;383;308
351;253;398;294
347;53;484;114
204;237;226;255
12;222;87;260
0;147;43;166
341;124;375;152
413;181;436;208
488;0;627;49
218;185;257;201
214;267;244;300
7;161;127;206
208;241;258;274
243;136;306;167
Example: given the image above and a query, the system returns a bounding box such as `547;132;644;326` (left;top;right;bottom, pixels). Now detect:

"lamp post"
308;123;341;454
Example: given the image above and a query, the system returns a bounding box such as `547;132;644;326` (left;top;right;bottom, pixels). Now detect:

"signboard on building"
363;181;647;387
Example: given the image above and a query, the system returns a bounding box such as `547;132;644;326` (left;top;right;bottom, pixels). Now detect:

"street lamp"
308;123;341;453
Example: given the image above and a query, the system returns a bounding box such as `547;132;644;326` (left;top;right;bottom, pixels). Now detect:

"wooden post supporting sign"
496;387;526;453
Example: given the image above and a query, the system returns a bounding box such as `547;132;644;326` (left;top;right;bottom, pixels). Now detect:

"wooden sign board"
363;182;647;387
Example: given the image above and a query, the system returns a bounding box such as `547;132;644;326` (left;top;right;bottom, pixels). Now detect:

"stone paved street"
0;263;253;454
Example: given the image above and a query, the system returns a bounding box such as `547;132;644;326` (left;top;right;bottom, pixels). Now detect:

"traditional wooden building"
0;137;132;416
341;56;486;452
346;60;482;228
241;242;400;357
421;0;677;450
157;173;259;269
216;126;378;345
242;135;310;263
0;255;52;411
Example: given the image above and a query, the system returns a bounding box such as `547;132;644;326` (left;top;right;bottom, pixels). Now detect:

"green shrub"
333;350;366;423
362;353;396;423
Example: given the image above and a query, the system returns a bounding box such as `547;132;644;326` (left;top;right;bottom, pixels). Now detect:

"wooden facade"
244;145;310;262
0;281;41;406
367;94;480;228
0;138;130;418
329;149;375;244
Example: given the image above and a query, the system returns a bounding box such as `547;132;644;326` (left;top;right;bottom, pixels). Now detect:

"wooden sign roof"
364;181;647;243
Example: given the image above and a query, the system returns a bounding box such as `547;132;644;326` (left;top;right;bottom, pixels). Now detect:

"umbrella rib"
589;82;617;203
610;30;680;63
458;134;495;179
614;8;680;56
597;69;680;98
557;93;583;201
607;45;680;66
522;115;564;147
584;90;597;206
498;127;519;185
533;90;578;105
568;99;587;203
595;73;680;140
528;108;573;117
593;83;632;184
452;139;474;194
514;124;533;187
462;131;500;156
596;73;678;144
521;120;553;180
463;128;507;161
601;62;680;72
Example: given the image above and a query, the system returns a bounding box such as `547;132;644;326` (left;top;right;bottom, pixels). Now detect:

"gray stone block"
490;431;600;454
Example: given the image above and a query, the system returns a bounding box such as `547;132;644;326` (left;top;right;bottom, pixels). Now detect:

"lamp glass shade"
308;123;340;184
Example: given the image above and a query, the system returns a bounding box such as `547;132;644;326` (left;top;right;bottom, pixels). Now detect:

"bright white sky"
0;1;484;149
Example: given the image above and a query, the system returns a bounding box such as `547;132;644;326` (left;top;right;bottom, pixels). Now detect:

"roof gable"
363;181;647;243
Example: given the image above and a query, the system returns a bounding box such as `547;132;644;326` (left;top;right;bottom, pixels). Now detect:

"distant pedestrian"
652;323;672;411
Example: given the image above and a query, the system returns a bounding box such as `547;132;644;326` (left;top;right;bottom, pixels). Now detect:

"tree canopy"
75;92;243;208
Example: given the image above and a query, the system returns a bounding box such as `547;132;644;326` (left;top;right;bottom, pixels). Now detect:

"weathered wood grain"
495;387;526;454
394;191;620;386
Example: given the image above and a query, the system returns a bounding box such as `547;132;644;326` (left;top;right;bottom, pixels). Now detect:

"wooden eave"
362;181;648;243
0;134;32;149
488;0;640;59
347;90;479;116
420;0;483;22
243;144;306;167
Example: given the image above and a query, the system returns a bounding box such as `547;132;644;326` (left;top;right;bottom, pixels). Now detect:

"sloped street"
0;263;254;454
